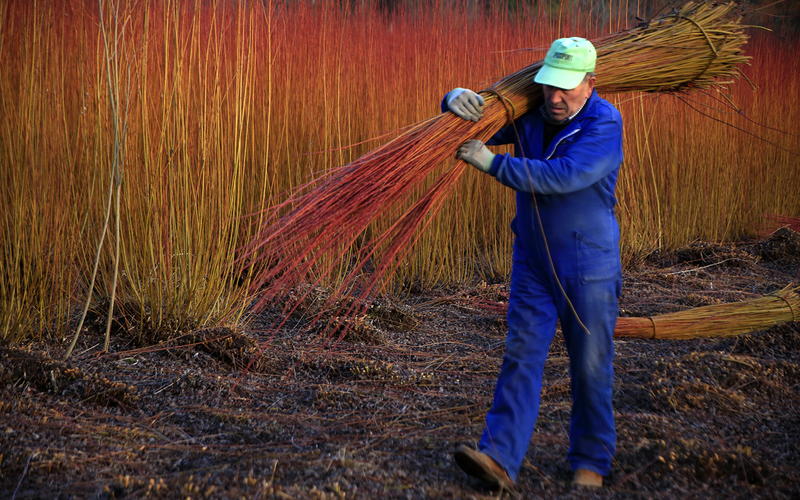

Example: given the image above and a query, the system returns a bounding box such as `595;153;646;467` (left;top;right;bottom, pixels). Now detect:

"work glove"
446;88;485;122
456;140;495;173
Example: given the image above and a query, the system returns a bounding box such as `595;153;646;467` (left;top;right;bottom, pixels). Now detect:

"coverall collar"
542;89;601;160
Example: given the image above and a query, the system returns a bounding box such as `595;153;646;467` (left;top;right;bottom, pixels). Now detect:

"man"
445;37;623;491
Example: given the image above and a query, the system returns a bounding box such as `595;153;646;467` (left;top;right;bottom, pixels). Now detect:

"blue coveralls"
448;89;624;481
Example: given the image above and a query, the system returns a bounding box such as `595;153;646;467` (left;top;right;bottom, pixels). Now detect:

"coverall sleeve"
487;111;622;195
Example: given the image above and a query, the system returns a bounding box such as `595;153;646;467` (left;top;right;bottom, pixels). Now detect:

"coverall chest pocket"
550;135;577;159
575;231;620;283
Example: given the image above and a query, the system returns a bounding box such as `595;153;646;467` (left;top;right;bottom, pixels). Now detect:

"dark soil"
2;231;799;500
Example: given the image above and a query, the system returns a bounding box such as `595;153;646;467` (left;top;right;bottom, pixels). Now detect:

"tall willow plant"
0;0;79;342
1;0;271;348
92;0;257;349
66;0;133;358
59;0;261;353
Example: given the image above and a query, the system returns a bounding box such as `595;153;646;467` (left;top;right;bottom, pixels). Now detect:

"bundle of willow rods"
239;1;750;330
614;286;800;339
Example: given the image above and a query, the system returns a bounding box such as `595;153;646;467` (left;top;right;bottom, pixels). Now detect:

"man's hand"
446;88;485;122
456;140;495;173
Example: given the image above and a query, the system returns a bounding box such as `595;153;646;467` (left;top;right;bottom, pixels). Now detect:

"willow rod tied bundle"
614;286;799;339
239;1;751;329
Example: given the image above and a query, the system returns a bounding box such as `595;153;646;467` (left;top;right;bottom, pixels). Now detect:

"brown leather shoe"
454;444;515;491
573;468;603;488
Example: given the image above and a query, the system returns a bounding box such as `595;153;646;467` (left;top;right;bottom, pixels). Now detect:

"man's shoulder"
584;93;622;126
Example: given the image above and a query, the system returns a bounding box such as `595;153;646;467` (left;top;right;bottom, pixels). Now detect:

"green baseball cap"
534;37;596;90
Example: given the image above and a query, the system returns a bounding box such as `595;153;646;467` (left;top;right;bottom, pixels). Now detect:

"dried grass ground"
1;230;799;500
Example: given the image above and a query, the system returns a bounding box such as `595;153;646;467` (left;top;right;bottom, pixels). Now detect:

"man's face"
542;75;596;122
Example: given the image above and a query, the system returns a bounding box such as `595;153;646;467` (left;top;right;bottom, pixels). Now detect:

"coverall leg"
559;271;621;476
478;251;621;482
478;253;558;482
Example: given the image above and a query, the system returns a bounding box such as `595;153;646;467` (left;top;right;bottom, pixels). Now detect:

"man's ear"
585;75;596;96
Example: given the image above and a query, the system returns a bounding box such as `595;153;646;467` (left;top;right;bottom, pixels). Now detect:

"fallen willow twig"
614;286;799;339
238;1;751;336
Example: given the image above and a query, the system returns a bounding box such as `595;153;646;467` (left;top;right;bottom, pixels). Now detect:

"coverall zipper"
545;128;581;160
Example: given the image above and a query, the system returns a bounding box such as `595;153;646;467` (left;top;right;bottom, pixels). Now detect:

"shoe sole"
454;446;513;491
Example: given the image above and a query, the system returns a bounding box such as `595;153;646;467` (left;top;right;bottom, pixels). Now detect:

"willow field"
1;0;798;343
